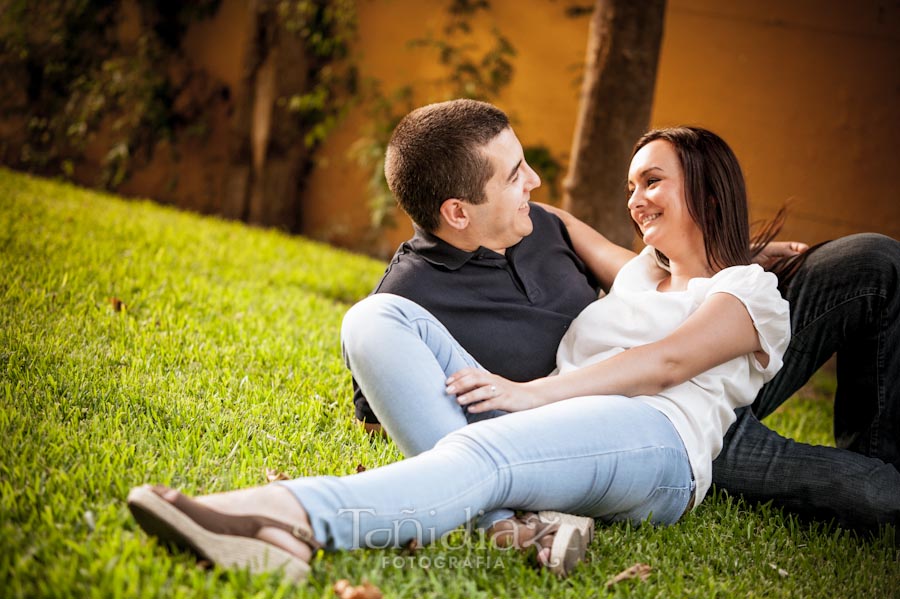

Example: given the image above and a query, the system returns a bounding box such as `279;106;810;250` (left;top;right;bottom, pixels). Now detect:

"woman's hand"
446;368;545;413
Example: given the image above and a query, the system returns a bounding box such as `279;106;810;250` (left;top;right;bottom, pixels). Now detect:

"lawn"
1;168;897;598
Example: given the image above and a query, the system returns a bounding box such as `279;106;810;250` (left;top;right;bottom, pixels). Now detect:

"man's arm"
535;203;635;291
540;202;808;278
751;241;809;269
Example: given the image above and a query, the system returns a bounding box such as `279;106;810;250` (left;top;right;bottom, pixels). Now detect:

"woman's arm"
537;203;636;292
447;292;764;413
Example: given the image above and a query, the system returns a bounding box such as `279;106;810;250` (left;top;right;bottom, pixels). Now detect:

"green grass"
1;168;897;598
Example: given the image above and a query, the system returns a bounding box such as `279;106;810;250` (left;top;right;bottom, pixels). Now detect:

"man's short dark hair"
385;99;510;233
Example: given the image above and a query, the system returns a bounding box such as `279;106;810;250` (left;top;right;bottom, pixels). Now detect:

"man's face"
465;127;541;253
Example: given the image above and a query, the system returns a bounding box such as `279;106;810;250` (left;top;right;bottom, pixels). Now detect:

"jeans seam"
408;314;481;371
791;288;888;458
495;444;682;474
791;288;886;339
869;297;886;457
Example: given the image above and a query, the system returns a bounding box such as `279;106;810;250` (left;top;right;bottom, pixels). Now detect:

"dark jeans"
712;233;900;531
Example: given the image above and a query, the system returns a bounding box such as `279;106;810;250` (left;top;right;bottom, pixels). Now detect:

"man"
341;99;900;540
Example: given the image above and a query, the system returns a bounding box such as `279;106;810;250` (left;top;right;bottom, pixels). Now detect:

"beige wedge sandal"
127;485;321;583
488;511;591;576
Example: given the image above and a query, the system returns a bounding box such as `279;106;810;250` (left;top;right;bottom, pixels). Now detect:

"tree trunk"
563;0;666;248
222;0;311;232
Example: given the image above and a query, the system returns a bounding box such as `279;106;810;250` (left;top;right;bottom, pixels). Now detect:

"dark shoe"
127;485;321;583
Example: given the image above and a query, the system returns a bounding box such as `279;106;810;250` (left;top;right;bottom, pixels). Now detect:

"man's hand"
752;240;809;270
446;368;544;413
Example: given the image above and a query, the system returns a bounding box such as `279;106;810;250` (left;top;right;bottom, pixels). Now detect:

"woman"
127;127;790;582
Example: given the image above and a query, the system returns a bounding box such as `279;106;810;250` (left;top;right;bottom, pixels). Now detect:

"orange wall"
181;0;249;95
295;0;900;252
653;0;900;243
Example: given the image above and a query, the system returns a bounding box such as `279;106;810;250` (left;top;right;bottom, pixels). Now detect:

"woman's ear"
439;199;469;231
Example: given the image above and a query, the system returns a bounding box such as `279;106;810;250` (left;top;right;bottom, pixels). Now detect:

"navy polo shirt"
354;203;601;423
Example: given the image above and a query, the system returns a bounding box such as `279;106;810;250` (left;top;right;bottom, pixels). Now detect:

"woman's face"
627;140;703;260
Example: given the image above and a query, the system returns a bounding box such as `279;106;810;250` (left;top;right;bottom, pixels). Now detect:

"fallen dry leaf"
265;468;290;482
334;580;350;595
605;563;652;588
333;579;383;599
356;464;367;473
107;297;126;312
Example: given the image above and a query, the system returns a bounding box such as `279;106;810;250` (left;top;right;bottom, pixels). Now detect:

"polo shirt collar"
409;227;508;270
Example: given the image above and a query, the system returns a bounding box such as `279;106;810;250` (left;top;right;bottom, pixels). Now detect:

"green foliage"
407;5;515;102
1;168;898;597
0;1;217;187
349;83;414;234
0;0;356;194
1;1;119;170
523;144;563;201
279;0;359;150
136;0;222;49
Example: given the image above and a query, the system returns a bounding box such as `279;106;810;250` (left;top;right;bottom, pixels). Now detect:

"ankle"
486;513;544;549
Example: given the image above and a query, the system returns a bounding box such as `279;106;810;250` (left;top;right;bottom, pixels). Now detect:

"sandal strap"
152;486;324;553
488;512;559;551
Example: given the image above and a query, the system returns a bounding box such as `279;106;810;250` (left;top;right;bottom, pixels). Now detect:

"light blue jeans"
278;295;693;550
342;293;514;530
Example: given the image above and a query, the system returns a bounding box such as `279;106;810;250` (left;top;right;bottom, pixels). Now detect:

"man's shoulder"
527;202;559;228
514;204;574;256
373;241;439;295
523;203;568;244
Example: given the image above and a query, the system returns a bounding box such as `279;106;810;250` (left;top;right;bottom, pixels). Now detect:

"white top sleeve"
706;264;791;380
555;249;792;505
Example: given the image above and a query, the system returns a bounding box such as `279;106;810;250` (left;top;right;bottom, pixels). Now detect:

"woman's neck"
657;250;716;292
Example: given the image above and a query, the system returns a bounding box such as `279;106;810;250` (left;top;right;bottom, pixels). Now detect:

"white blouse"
555;246;791;505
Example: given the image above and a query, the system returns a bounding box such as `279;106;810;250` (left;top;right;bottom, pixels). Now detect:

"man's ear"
439;199;469;231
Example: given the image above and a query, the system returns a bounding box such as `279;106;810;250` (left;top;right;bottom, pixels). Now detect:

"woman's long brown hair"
631;127;783;271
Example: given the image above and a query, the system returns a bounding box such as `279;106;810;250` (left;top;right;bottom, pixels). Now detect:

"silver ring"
490;385;497;397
